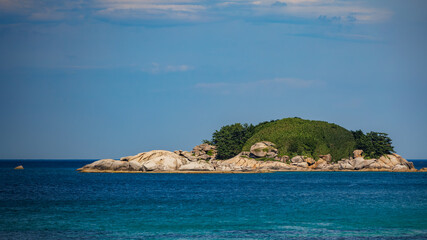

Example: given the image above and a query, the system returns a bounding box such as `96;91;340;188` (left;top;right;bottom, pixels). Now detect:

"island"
78;118;422;173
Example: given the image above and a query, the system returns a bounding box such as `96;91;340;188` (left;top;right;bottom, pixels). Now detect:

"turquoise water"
0;160;426;239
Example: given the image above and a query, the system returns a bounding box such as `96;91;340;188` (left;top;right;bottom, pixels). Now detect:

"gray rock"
353;150;364;158
275;155;289;163
291;156;304;163
180;151;198;162
294;162;308;168
179;161;215;171
392;164;409;171
319;154;332;162
250;141;278;158
338;160;354;170
139;151;189;171
311;159;328;169
190;144;217;161
352;157;376;170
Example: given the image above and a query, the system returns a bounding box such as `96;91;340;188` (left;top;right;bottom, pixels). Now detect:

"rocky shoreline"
77;142;423;173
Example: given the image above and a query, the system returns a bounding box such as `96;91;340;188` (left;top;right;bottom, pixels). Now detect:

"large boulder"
215;155;294;171
175;144;217;162
81;159;116;171
351;157;376;170
367;160;389;169
290;156;305;163
79;150;188;172
136;150;189;171
310;159;328;169
79;159;144;172
378;154;415;170
319;154;332;163
294;162;309;168
392;153;415;170
338;160;354;170
192;144;217;160
179;161;215;171
175;150;198;162
392;164;409;171
353;150;363;158
250;141;278;158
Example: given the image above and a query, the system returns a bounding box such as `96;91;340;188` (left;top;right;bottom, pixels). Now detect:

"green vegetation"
351;130;394;158
205;117;395;162
211;123;255;159
242;118;355;161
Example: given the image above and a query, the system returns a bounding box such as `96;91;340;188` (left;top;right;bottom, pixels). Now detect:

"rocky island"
78;118;420;173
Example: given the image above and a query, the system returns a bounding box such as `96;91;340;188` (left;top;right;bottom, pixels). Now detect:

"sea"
0;159;426;239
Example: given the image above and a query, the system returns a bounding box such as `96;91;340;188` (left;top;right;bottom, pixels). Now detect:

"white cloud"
251;0;391;23
93;0;207;22
143;63;194;74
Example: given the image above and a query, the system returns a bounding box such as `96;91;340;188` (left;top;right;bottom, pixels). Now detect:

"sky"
0;0;426;159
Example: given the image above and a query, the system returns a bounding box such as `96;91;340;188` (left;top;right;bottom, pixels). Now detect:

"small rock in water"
14;165;24;170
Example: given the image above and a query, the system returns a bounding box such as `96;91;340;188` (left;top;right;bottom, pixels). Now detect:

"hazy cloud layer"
0;0;391;24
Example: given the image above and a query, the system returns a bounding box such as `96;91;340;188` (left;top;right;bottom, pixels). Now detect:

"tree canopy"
205;118;395;161
351;130;394;158
211;123;255;159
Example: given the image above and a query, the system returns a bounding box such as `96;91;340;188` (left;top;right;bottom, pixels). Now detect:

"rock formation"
249;141;278;158
178;161;215;171
14;165;24;170
174;143;217;162
77;144;419;173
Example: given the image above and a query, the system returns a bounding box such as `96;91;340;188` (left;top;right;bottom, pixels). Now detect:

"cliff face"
77;144;418;173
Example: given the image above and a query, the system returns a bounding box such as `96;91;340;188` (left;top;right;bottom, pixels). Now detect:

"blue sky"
0;0;426;159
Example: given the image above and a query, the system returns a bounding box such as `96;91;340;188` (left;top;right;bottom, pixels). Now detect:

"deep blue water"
0;160;426;239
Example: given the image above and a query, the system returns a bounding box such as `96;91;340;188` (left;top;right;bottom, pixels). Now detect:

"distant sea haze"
0;159;426;239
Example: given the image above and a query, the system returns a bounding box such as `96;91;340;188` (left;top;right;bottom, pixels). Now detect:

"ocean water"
0;160;426;239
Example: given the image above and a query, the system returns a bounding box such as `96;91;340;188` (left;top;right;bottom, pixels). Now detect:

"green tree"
352;130;394;158
211;123;255;159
